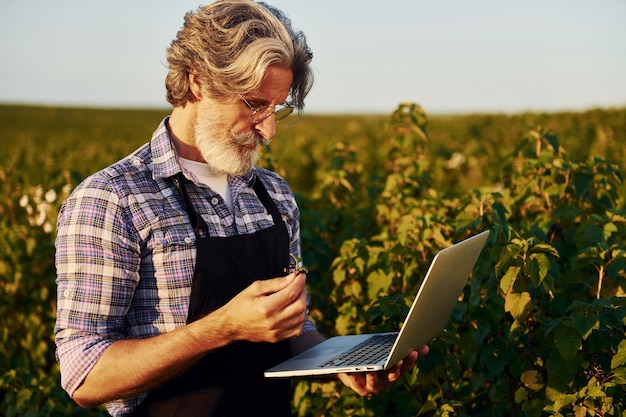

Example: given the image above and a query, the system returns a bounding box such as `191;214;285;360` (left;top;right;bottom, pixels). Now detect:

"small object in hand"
288;253;308;275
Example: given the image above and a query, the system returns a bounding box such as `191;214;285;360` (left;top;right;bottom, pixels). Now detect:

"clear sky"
1;0;625;114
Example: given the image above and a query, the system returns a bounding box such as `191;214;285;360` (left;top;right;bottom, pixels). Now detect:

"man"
54;1;428;416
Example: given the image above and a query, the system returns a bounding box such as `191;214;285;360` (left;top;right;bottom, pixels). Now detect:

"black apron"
132;173;293;417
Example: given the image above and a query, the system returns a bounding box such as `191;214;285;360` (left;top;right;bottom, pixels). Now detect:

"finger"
281;288;308;319
266;286;308;339
365;372;381;393
277;290;308;333
418;344;430;357
400;351;419;373
392;351;418;382
265;273;306;306
385;351;419;384
347;374;370;397
252;273;298;297
386;360;404;384
377;372;392;390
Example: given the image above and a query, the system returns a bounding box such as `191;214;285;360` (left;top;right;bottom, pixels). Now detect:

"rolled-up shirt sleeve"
54;176;140;396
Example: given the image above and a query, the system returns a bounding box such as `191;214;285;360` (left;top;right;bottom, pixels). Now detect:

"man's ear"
189;71;203;101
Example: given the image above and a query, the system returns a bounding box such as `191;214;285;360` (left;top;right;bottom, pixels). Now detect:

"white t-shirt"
179;157;232;211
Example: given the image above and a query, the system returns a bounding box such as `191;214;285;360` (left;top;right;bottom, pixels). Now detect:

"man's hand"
337;345;429;396
218;272;308;343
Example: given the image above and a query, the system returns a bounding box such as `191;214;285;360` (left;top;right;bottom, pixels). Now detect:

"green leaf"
499;265;519;294
514;387;528;403
520;369;544;391
555;326;582;360
571;314;599;340
573;173;592;199
611;339;626;369
607;251;626;279
416;400;437;416
530;242;560;258
574;405;587;417
585;377;607;398
332;268;346;286
347;280;362;296
543;130;559;154
16;388;32;408
545;386;577;410
366;269;393;300
504;291;531;322
496;240;524;273
583;222;606;245
603;221;618;240
354;257;365;275
396;215;416;246
528;253;550;286
612;366;626;384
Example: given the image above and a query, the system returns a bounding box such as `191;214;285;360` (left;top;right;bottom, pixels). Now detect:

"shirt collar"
150;116;182;179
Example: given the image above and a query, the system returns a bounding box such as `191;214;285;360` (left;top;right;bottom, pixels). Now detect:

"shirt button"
132;159;141;167
63;290;71;298
210;197;219;205
184;237;193;244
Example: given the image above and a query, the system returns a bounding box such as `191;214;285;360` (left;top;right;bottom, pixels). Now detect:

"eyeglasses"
239;95;294;124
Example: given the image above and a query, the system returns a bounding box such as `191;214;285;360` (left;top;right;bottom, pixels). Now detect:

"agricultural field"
1;103;625;416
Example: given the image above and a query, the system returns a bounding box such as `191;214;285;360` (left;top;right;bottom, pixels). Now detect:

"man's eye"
248;101;265;109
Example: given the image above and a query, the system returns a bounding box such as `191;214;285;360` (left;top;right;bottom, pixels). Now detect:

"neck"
167;104;204;162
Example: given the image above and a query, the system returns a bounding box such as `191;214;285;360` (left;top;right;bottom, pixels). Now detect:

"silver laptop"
264;230;490;378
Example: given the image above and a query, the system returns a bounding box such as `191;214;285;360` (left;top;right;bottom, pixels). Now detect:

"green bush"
293;104;626;416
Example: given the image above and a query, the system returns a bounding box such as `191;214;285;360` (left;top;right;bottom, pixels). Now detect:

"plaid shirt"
54;117;316;416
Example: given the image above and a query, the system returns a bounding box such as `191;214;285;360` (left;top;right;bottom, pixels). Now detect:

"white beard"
193;107;269;176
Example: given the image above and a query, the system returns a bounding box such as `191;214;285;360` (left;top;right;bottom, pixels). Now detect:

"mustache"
232;132;270;147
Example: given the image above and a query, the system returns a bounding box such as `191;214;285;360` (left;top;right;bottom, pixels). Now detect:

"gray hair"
165;0;313;110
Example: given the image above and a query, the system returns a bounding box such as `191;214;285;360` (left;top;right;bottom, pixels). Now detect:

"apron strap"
172;172;208;238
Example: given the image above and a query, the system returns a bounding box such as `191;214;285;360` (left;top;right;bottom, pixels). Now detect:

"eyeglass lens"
250;105;293;124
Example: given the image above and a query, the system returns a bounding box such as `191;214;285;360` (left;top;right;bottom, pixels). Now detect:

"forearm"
72;273;307;408
72;310;232;408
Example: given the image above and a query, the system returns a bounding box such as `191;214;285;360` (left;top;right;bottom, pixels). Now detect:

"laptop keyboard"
318;334;397;368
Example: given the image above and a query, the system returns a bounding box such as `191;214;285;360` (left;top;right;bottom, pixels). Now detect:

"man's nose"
254;113;276;140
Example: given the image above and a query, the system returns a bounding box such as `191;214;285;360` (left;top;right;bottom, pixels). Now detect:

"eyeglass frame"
239;94;295;124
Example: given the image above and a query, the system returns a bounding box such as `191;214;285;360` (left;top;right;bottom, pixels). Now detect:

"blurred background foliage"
1;104;625;416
